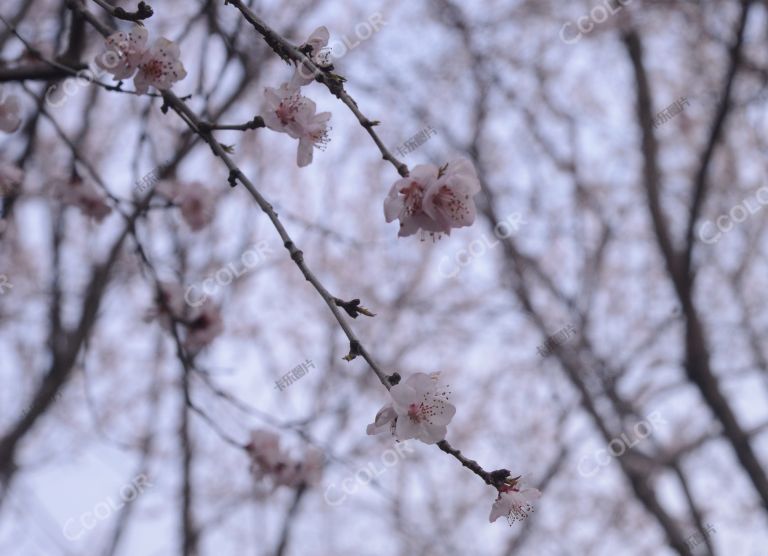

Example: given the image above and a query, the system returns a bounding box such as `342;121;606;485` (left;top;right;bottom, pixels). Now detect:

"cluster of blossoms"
96;25;186;94
262;27;332;167
0;91;24;198
75;19;514;524
247;429;323;488
149;283;224;353
384;157;481;239
366;372;540;524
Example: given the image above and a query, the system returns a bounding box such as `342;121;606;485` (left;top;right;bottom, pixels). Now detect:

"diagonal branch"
623;21;768;513
223;0;409;177
682;0;752;281
56;0;502;492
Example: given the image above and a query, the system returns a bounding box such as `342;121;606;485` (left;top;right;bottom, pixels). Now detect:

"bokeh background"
1;0;767;554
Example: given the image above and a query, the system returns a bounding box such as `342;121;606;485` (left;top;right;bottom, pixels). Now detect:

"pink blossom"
384;158;481;238
95;25;148;81
176;181;215;231
384;164;444;238
0;163;23;196
367;372;455;444
289;26;331;88
489;476;541;524
0;93;22;133
95;26;185;94
134;38;187;94
247;430;324;487
422;157;480;232
366;403;397;436
58;178;112;222
184;300;223;352
263;85;331;167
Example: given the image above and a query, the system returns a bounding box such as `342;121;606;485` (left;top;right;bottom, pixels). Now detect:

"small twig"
224;0;410;177
437;440;496;487
198;115;265;132
61;0;500;493
0;13;161;98
334;297;375;319
90;0;154;23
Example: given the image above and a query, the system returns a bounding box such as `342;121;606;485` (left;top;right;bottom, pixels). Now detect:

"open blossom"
0;93;21;133
0;163;23;196
176;181;215;231
95;25;148;80
95;25;186;94
366;404;398;436
184;300;223;352
58;178;112;222
384;164;443;238
263;85;331;167
289;26;331;88
384;157;480;238
247;430;324;487
366;372;455;444
489;476;541;524
134;38;187;94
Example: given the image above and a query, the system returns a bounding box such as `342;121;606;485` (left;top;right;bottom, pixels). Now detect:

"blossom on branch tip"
384;158;481;239
366;372;455;444
263;85;331;167
0;93;22;133
489;476;541;524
